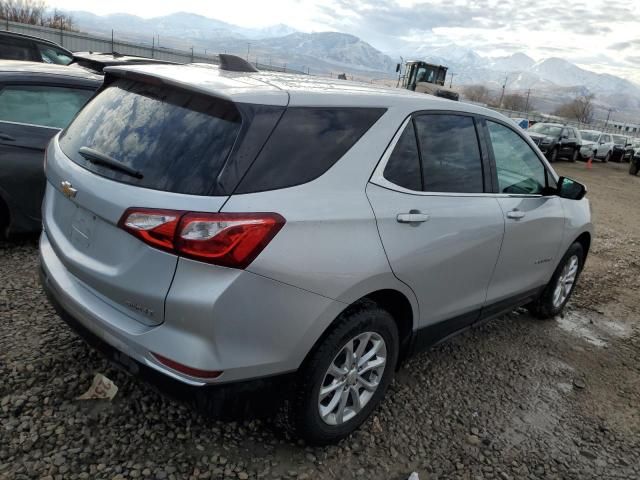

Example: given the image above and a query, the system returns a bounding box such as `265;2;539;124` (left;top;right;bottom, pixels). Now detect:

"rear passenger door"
367;113;505;336
0;83;94;225
482;119;565;306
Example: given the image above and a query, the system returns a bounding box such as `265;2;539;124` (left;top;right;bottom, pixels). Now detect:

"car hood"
527;132;547;141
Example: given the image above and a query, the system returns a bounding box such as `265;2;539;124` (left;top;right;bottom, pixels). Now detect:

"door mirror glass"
557;176;586;200
396;63;401;73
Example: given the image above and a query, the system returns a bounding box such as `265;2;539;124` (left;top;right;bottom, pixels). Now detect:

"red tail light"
118;208;285;269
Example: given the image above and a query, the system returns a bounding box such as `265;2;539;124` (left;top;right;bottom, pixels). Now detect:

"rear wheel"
291;303;399;445
603;152;610;163
528;242;584;319
549;147;559;162
630;157;639;175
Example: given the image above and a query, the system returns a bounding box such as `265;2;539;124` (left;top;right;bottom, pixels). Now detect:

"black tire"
291;303;399;445
603;152;610;163
549;147;559;162
528;242;584;319
630;157;639;176
570;148;578;162
0;199;9;240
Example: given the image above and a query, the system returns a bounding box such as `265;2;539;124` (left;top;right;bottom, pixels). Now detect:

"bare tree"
554;94;595;123
462;84;490;103
0;0;74;30
501;93;528;111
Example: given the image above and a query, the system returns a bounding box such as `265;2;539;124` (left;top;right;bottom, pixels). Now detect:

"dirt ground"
1;160;639;480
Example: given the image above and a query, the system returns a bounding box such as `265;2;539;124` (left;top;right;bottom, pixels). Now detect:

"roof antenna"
219;54;259;73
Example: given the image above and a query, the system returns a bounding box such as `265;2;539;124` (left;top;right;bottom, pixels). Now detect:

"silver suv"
40;58;593;444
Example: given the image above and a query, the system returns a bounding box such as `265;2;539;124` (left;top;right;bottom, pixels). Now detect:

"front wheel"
291;304;399;445
528;242;584;319
549;147;559;162
630;157;639;175
603;152;610;163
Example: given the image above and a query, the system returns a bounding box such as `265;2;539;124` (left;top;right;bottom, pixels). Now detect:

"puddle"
556;309;632;347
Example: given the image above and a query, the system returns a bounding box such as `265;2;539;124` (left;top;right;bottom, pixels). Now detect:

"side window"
38;45;73;65
413;114;484;193
568;128;576;139
0;37;35;61
487;121;547;195
383;120;421;191
236;107;386;193
0;85;93;129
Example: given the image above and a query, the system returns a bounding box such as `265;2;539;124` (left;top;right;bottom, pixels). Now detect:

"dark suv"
0;61;100;237
527;123;582;162
0;31;73;65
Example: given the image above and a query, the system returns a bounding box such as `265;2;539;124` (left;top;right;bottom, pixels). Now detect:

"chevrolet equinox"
40;55;593;444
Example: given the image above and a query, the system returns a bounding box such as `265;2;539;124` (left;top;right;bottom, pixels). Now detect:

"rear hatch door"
43;78;247;326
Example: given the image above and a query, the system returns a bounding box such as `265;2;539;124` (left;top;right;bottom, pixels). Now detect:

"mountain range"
64;11;640;117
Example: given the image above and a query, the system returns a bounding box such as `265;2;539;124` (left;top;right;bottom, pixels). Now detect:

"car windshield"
529;123;562;136
580;131;600;142
612;135;626;145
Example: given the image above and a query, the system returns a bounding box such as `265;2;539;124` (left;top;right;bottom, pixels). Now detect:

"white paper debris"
408;473;419;480
77;373;118;400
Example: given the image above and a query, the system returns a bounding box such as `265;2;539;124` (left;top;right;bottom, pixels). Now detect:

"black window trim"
373;110;493;197
477;116;558;197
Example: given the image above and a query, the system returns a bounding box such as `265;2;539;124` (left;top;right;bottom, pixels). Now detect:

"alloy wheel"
552;255;579;308
318;332;387;426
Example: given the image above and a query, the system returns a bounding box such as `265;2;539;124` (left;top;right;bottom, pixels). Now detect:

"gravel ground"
1;160;639;480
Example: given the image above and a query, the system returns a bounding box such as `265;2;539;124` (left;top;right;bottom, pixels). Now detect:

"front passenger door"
483;120;565;305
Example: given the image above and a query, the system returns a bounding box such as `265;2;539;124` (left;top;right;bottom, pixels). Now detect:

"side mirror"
626;142;632;147
557;176;586;200
561;134;569;139
396;63;401;73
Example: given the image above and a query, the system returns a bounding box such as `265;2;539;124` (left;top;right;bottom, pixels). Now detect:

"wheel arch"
574;231;591;260
302;288;417;371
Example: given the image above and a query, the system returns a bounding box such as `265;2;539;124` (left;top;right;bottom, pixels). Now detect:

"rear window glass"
59;79;242;195
236;107;385;193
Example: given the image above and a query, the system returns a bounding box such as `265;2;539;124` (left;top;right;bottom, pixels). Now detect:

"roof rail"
218;54;259;73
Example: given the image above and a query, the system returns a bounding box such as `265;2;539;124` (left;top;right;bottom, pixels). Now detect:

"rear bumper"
39;230;346;386
41;264;293;415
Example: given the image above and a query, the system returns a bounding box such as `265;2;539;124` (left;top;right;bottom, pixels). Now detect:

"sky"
49;0;640;83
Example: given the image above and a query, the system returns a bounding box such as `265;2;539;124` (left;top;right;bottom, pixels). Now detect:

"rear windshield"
59;79;242;195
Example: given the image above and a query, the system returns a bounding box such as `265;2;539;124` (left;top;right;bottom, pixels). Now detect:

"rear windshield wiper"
78;147;143;179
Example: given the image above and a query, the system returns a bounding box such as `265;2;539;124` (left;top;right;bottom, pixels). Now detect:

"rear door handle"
0;133;15;141
397;212;430;223
506;209;525;220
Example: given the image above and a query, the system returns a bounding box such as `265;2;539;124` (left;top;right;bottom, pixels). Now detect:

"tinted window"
236;107;385;193
413;114;484;193
38;44;73;65
0;37;35;61
60;79;242;195
488;121;547;195
383;120;421;191
0;85;93;128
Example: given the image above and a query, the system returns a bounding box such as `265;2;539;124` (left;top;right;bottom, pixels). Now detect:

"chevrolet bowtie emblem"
61;180;77;199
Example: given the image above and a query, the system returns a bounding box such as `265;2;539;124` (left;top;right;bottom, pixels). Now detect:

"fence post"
60;26;63;47
151;36;155;58
111;29;114;53
190;47;194;62
5;18;8;31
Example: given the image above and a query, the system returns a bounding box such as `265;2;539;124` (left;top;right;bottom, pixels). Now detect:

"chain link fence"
2;19;304;74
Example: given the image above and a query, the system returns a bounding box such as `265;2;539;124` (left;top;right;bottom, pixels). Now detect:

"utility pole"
525;89;531;113
111;29;114;53
190;47;194;62
151;36;155;58
449;72;456;89
604;108;613;129
246;42;251;61
498;74;508;108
